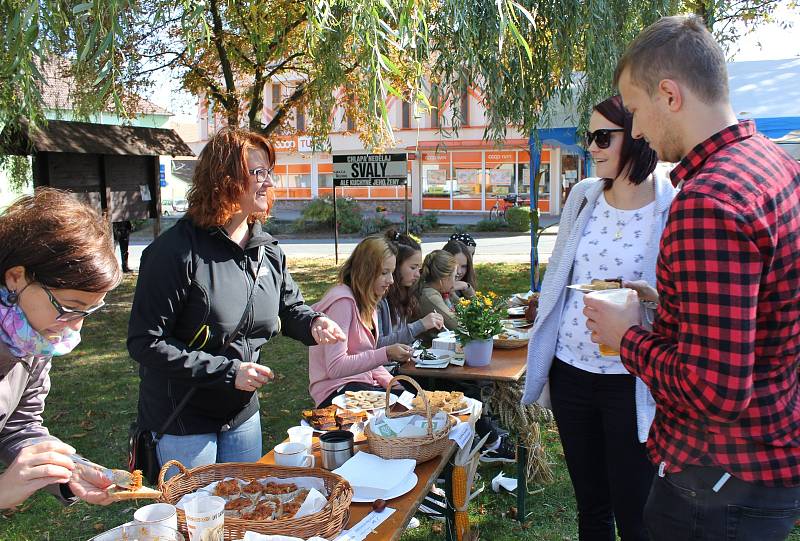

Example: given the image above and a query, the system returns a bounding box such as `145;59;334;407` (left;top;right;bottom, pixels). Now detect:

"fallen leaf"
68;432;88;439
507;506;518;520
94;523;105;532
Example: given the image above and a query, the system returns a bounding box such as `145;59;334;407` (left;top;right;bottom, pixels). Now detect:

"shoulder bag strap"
153;247;265;440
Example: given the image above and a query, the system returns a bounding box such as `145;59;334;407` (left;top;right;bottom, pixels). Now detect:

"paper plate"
413;348;455;364
350;472;418;503
507;306;526;316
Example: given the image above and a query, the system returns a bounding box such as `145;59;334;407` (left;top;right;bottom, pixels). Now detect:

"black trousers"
550;359;655;541
645;466;800;541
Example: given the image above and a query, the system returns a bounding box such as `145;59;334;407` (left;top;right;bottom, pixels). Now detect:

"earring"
6;289;18;305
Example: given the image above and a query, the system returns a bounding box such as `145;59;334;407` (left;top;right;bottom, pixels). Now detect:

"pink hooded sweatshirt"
308;284;393;406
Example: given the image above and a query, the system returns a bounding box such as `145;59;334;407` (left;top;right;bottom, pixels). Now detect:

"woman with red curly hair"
128;128;345;477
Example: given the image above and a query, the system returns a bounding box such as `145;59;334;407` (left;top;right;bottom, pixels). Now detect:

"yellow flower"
459;298;471;306
488;291;497;299
484;298;493;307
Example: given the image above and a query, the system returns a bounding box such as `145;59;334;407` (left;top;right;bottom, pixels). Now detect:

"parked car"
172;199;188;213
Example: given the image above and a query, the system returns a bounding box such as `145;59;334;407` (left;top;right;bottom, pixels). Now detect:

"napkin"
491;472;518;494
333;452;416;500
294;487;328;519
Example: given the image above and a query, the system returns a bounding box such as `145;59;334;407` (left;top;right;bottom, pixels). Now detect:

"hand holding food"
622;280;659;304
68;463;116;505
387;343;412;362
311;316;347;344
421;312;444;331
0;440;75;509
235;362;275;392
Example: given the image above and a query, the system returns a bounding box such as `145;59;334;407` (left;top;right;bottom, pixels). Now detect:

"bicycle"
488;193;522;221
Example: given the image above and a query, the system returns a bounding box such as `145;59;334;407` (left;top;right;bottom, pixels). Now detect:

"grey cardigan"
0;342;72;503
522;175;677;442
375;298;426;347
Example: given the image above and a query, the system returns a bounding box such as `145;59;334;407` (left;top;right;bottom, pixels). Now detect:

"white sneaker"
405;517;420;530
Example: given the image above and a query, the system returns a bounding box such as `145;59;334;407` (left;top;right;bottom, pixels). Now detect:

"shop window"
319;173;333;187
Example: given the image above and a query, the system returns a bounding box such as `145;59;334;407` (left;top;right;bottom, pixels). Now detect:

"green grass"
1;260;797;540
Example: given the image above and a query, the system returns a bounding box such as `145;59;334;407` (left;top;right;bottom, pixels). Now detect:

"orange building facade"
199;87;586;216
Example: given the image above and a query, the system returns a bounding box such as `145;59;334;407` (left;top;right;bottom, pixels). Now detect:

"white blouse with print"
555;192;656;374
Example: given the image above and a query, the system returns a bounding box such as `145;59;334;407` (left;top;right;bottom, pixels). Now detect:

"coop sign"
333;153;408;186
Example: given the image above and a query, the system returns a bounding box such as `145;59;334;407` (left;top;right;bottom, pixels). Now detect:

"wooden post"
152;156;162;238
333;187;339;264
404;183;409;235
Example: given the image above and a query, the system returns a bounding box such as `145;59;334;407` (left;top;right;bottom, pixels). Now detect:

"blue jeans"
644;466;800;541
155;412;263;480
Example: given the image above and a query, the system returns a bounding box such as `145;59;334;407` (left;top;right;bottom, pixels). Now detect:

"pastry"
107;484;162;501
264;481;298;495
242;480;264;495
213;478;242;497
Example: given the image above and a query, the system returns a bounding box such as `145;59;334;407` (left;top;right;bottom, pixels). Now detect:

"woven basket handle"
157;459;189;490
384;375;435;438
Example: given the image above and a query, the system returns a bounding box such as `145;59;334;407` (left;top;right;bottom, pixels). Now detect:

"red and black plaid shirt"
621;120;800;487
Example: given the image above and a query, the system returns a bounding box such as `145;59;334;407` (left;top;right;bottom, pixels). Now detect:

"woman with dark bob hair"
523;95;677;541
128;128;345;477
0;188;121;508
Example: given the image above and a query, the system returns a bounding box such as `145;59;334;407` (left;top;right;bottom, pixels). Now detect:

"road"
120;232;557;272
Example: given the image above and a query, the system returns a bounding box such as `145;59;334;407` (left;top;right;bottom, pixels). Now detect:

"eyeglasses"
586;128;625;149
40;283;105;322
248;167;275;185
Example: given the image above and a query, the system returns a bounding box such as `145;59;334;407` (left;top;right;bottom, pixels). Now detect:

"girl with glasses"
128;128;345;479
0;188;121;509
523;95;677;541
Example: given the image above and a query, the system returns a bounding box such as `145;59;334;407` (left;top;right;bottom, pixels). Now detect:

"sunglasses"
586;128;625;149
248;167;276;185
40;283;105;322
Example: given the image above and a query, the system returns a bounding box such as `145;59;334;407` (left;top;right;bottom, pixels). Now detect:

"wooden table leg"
444;460;457;541
516;441;528;523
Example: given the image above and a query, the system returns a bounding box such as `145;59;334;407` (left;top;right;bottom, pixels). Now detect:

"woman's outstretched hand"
311;316;347;344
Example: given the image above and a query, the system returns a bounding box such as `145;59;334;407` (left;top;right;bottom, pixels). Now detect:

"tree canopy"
2;0;793;149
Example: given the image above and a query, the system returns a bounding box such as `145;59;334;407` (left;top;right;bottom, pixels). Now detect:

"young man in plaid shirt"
584;15;800;540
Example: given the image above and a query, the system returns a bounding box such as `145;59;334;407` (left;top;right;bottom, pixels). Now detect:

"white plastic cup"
184;496;225;541
134;502;178;532
274;441;315;467
585;287;634;356
287;425;314;450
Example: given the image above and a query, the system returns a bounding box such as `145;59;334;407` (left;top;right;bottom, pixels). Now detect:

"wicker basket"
157;460;352;540
365;375;457;463
493;336;528;349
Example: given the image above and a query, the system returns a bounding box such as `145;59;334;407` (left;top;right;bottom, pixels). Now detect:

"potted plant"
454;291;505;366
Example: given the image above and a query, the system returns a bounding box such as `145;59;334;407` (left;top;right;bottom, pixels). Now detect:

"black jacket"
127;218;320;435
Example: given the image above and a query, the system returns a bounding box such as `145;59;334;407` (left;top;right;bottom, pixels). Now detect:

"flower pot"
463;338;493;367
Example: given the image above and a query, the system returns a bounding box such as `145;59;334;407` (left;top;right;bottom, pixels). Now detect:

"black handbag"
127;249;264;484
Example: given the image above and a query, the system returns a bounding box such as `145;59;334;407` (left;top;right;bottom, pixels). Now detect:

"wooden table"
398;346;527;382
398;344;530;523
259;439;458;541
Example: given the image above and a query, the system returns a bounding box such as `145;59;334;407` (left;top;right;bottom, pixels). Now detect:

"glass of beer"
585;288;633;356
